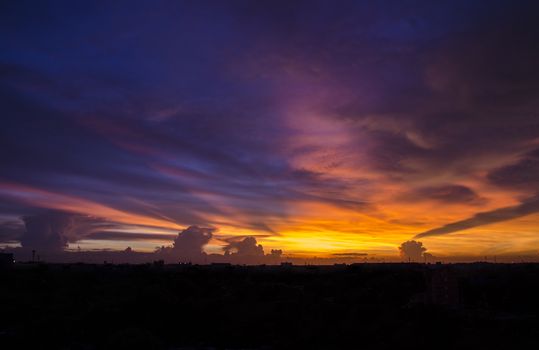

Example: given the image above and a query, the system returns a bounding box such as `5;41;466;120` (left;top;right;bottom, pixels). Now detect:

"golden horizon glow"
3;178;538;260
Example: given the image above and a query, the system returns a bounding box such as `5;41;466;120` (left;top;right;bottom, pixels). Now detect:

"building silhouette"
0;252;14;268
425;266;460;306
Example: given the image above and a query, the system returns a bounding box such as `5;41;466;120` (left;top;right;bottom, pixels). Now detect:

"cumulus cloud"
399;240;427;262
5;215;288;264
154;226;214;262
172;225;213;256
224;236;264;257
269;249;283;258
415;195;539;238
220;236;285;264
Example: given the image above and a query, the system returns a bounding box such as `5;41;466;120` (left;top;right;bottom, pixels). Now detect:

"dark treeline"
1;263;539;349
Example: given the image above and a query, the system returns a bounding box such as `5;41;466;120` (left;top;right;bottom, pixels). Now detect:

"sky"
1;0;539;262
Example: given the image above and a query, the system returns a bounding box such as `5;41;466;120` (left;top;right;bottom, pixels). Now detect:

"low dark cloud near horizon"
2;0;539;255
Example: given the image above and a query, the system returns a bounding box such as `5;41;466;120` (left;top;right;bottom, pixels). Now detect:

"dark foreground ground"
1;262;539;349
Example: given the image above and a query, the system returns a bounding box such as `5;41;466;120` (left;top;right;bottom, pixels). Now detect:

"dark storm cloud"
415;195;539;238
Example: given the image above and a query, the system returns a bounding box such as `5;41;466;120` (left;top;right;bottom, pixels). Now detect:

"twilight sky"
1;0;539;261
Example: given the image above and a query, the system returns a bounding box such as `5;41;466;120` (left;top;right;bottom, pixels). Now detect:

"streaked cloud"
1;0;539;260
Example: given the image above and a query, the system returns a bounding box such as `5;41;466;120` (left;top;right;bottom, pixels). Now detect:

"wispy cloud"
415;195;539;238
